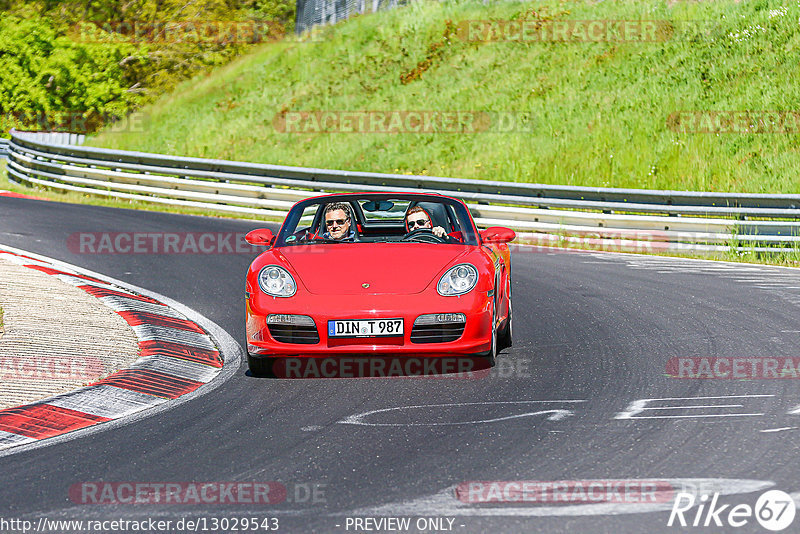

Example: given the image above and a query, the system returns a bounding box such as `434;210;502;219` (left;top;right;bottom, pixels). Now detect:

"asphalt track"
2;195;800;533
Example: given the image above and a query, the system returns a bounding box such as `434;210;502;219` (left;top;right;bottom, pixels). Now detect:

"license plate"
328;318;403;338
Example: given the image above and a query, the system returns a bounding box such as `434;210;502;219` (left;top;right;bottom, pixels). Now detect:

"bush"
0;0;297;136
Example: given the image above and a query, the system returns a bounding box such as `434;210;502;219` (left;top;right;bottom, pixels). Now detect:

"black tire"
480;301;498;367
247;353;273;377
498;299;513;351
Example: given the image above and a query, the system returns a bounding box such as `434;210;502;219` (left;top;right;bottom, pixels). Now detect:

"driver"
405;207;447;238
322;202;357;241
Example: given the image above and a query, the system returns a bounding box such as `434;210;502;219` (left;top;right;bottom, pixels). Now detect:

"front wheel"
480;302;498;367
498;299;512;351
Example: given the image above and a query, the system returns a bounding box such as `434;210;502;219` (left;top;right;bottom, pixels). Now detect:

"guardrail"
6;129;800;254
0;138;8;160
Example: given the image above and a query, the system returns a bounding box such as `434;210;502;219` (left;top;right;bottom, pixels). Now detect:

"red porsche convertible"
244;192;515;376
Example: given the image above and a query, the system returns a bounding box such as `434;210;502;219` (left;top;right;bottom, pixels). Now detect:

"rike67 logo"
668;490;796;531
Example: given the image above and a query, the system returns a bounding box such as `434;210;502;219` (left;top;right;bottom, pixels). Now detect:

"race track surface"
2;196;799;533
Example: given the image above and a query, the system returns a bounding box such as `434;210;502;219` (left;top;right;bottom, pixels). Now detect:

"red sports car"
244;192;515;376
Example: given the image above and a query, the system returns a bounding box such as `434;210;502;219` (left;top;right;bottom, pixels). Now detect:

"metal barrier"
13;132;86;146
295;0;406;33
6;129;800;253
0;138;8;160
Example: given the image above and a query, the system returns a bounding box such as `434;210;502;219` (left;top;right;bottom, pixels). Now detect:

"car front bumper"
246;290;493;357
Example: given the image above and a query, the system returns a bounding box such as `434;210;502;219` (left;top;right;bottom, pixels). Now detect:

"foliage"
0;0;297;135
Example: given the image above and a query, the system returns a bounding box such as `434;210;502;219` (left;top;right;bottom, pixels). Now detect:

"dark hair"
405;206;432;231
324;202;352;220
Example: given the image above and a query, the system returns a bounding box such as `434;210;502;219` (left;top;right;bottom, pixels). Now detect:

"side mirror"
480;227;516;244
245;228;275;247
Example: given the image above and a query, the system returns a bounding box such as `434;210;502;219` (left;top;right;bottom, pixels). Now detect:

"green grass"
88;0;800;193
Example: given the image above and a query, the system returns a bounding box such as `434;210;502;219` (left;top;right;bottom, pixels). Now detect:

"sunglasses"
407;218;430;228
325;218;348;227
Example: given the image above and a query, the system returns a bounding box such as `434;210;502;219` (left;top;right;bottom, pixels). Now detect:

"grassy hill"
90;0;800;193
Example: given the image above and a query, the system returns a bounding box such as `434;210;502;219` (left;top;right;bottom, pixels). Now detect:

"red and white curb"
0;245;240;454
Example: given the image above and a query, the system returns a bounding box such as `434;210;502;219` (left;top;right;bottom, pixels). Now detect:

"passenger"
322;202;357;241
405;206;447;238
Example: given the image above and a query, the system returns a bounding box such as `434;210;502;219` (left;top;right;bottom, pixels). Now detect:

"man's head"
406;206;433;231
324;202;352;240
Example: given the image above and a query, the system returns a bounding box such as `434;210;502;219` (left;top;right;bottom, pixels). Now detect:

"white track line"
98;295;186;319
130;324;216;350
45;385;168;419
130;354;220;383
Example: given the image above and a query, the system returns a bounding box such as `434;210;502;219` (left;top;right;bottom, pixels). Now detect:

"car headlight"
437;263;478;296
258;265;297;297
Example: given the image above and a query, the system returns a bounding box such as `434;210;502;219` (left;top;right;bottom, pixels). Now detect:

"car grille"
267;324;320;344
410;323;466;344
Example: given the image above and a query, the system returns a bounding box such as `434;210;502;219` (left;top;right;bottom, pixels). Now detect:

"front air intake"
410;313;466;344
266;314;319;344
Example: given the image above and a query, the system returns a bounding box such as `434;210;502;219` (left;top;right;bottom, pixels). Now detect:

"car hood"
276;244;474;295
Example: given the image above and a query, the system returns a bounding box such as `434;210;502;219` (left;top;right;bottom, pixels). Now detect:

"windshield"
275;195;479;247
